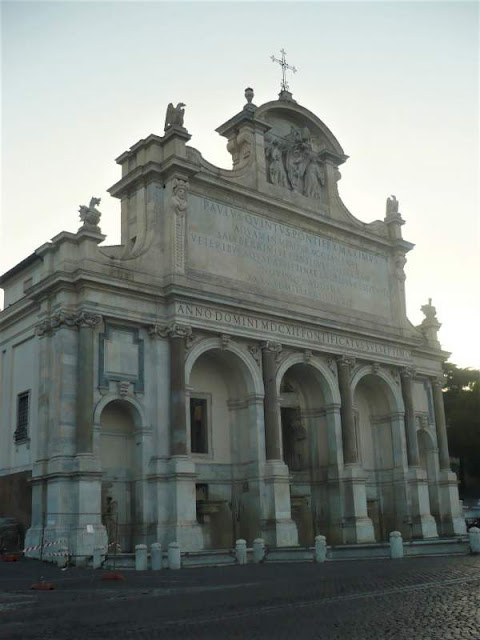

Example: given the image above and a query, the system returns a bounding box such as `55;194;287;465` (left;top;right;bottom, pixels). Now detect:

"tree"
444;363;480;497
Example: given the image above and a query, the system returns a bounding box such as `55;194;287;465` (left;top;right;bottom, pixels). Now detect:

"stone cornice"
108;158;199;199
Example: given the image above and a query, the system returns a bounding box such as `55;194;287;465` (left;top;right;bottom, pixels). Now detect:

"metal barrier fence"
23;512;153;564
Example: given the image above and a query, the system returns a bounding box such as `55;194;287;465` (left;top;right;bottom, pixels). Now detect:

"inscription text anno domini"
187;196;392;317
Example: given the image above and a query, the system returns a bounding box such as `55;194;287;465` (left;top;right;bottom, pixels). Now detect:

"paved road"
1;555;479;639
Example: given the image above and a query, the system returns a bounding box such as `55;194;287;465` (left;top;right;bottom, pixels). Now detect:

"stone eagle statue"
164;102;186;131
78;197;101;227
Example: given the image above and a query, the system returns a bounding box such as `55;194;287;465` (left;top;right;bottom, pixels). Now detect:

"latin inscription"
176;302;411;361
187;196;392;317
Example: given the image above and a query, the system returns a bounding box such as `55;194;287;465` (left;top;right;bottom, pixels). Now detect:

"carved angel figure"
79;197;101;227
266;140;288;187
386;195;399;217
164;102;186;130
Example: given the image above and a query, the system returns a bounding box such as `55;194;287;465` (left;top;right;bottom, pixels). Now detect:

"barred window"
15;391;30;442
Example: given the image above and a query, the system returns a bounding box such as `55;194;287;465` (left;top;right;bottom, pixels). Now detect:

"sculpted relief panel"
187;195;392;319
265;125;326;199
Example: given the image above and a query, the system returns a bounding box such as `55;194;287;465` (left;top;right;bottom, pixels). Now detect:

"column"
336;356;357;464
336;355;374;543
166;323;202;549
431;377;451;471
261;341;282;461
76;312;102;453
73;311;105;564
400;368;438;539
260;341;297;546
431;376;466;536
400;367;420;467
169;327;189;456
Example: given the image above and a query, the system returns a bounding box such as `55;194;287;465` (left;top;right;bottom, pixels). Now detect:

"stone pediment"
212;95;388;235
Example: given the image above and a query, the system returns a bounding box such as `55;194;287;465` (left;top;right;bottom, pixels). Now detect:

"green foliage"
444;363;480;495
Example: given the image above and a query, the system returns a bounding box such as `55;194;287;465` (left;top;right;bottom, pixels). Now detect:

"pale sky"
1;1;479;368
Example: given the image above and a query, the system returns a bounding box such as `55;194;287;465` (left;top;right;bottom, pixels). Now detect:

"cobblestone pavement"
1;555;480;639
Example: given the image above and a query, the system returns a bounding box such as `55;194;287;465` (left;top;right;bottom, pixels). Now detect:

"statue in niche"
78;197;101;227
164;102;186;130
101;485;119;549
290;414;307;471
386;195;399;217
266;140;288;187
171;178;188;215
304;157;325;199
282;408;307;472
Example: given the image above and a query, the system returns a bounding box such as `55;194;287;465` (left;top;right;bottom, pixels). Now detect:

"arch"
94;393;146;430
185;337;264;396
351;365;404;414
276;353;341;546
418;427;436;454
275;353;340;405
352;366;405;541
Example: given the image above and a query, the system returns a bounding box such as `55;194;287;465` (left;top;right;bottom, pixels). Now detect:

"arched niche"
99;398;142;552
185;338;264;548
352;369;404;540
276;354;341;545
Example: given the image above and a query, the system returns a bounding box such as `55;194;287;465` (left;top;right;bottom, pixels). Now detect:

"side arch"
351;365;405;414
93;393;146;429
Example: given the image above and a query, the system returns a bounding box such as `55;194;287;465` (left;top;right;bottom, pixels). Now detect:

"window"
15;391;30;442
190;398;208;454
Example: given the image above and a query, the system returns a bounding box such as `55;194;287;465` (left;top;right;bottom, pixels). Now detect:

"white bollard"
135;544;148;571
93;546;104;569
235;539;247;565
168;542;181;570
151;543;163;570
253;538;265;564
389;531;404;559
314;535;327;563
469;527;480;554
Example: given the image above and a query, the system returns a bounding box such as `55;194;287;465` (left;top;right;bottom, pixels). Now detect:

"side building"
0;88;465;560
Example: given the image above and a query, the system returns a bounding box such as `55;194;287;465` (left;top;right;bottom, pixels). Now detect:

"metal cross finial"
271;48;297;92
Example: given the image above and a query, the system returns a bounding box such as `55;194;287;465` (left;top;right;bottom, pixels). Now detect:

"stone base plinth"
437;470;467;536
408;467;438;539
261;460;298;547
341;464;375;543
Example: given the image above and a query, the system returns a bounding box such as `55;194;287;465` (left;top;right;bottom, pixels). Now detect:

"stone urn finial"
243;87;256;111
419;298;441;347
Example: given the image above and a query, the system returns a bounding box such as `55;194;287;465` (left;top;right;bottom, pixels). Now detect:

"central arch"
276;354;341;545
